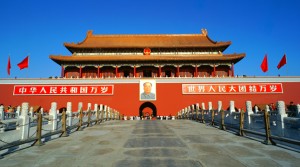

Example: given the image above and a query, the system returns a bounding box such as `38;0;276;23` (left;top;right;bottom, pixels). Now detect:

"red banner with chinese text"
182;83;283;94
13;85;114;95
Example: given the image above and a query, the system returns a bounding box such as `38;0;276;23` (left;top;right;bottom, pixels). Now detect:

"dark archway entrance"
139;102;157;117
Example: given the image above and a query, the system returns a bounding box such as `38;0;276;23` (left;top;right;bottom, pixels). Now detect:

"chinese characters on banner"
13;85;114;95
182;83;283;94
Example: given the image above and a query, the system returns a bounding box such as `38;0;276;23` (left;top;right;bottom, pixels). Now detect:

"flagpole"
26;54;30;78
285;54;288;76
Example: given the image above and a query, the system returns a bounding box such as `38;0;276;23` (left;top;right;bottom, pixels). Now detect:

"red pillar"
79;66;82;78
133;66;136;77
115;66;118;77
213;65;216;77
177;65;180;77
159;66;162;77
194;65;198;77
231;63;234;77
97;66;100;78
61;65;64;78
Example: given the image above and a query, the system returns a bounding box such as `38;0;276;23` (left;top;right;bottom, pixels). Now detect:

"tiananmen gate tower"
1;29;299;117
50;29;245;79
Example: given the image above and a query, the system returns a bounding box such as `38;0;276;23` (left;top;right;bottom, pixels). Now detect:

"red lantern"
144;48;151;55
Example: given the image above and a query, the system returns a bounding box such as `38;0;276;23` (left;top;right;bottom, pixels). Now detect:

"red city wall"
0;81;299;116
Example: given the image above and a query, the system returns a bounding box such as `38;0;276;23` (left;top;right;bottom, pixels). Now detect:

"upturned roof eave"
49;53;245;65
64;42;231;54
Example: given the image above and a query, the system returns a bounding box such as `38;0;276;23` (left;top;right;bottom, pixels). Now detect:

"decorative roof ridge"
90;33;206;37
64;32;213;46
85;30;209;37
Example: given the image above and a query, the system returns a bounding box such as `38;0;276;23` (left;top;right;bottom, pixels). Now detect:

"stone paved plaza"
1;120;300;167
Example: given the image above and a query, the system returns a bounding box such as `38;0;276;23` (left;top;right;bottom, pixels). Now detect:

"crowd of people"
0;104;15;113
252;101;298;117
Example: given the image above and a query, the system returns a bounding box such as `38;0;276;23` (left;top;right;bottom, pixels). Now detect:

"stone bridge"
1;120;300;167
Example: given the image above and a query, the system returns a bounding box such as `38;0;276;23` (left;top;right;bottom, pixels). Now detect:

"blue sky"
1;0;299;78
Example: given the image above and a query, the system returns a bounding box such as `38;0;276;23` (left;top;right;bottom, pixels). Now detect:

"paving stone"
124;148;187;157
124;137;186;147
113;159;202;167
197;155;246;167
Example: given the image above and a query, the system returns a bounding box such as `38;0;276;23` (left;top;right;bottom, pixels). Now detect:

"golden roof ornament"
201;28;208;36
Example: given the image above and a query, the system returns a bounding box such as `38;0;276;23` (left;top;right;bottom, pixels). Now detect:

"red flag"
277;54;287;69
17;56;29;70
260;55;268;72
7;56;11;75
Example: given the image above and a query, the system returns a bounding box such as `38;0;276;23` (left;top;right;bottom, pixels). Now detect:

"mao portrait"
140;80;156;101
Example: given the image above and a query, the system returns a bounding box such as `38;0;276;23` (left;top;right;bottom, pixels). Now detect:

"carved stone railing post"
29;107;34;118
87;103;92;111
254;105;259;113
180;109;183;119
78;102;83;112
276;101;287;137
229;101;235;114
245;101;254;129
104;105;107;121
66;102;72;127
49;102;58;131
208;102;212;111
94;104;98;113
112;110;115;120
201;108;205;123
191;105;195;120
266;105;270;112
113;109;116;120
94;104;99;124
208;102;213;123
100;104;103;123
20;102;30;140
218;101;222;112
107;107;110;121
16;106;21;118
187;106;191;120
110;108;113;120
202;102;205;110
0;105;4;120
40;108;44;116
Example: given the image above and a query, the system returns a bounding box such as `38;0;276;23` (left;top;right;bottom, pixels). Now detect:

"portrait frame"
139;79;156;101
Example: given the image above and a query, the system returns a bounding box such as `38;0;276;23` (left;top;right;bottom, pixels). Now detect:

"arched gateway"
139;102;157;118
